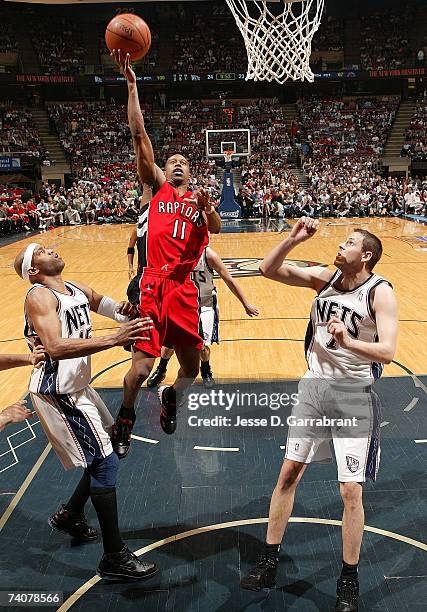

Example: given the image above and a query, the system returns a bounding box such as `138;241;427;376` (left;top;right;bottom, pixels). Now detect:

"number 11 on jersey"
172;219;187;240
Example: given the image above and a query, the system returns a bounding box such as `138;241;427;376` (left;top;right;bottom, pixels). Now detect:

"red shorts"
135;270;203;357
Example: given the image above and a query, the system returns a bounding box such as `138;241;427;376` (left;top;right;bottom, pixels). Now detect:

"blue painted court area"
403;214;427;225
0;376;426;611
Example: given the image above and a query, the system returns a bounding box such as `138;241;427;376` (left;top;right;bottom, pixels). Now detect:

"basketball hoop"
224;150;234;163
225;0;325;83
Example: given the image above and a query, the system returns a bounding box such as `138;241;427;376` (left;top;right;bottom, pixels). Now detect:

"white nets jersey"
305;271;392;381
25;281;92;394
192;248;217;308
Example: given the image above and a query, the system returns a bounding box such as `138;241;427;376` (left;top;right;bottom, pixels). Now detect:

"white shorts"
284;376;381;482
30;386;114;470
200;303;220;346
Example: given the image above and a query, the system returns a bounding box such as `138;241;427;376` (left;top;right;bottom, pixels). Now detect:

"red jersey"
145;181;209;278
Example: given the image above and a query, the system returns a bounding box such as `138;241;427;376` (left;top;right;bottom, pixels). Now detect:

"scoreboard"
215;105;237;126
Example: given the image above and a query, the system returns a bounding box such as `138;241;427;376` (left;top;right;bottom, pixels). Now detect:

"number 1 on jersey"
172;219;187;240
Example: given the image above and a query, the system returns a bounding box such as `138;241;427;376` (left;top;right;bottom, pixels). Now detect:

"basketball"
105;14;151;62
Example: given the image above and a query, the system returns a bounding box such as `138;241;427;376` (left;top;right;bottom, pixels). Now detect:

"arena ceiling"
4;0;222;4
5;0;281;3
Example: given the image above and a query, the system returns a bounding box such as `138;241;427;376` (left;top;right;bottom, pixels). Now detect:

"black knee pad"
89;452;119;490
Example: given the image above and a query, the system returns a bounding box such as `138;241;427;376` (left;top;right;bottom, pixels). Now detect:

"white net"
225;0;325;83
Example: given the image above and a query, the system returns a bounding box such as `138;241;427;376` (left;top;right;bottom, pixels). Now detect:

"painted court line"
57;516;427;612
0;443;51;532
193;445;240;452
385;575;427;580
131;434;159;445
411;375;427;395
404;397;419;412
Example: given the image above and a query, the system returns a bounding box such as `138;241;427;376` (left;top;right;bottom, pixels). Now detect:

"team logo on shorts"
346;456;360;473
218;258;327;278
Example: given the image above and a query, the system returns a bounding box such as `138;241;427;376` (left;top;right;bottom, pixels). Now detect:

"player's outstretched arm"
67;279;139;321
127;227;137;279
0;345;45;371
327;283;398;364
0;401;33;432
112;50;165;188
260;217;333;290
207;248;259;316
26;288;152;360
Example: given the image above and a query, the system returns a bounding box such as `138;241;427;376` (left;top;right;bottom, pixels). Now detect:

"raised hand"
184;188;216;213
289;216;319;243
110;50;136;84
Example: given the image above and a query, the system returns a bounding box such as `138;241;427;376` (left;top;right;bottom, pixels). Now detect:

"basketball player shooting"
240;217;398;612
13;243;157;581
111;50;221;458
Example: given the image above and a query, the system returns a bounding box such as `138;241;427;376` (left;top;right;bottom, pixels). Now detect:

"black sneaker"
240;555;278;591
111;416;134;460
158;385;177;435
48;505;98;542
335;577;359;612
97;544;158;581
201;366;215;388
147;365;166;388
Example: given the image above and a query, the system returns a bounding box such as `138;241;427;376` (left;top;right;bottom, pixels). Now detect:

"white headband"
22;243;39;282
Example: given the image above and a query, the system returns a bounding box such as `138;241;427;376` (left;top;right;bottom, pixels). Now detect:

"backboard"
206;128;251;159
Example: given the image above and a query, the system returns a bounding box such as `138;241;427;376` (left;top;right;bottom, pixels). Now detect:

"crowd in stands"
296;97;399;157
172;11;246;73
0;108;48;161
162;99;215;173
360;8;412;70
237;158;426;219
31;20;87;75
0;22;18;53
401;96;427;160
47;102;152;176
240;98;294;161
0;178;144;237
312;15;343;52
2;94;427;239
301;157;426;217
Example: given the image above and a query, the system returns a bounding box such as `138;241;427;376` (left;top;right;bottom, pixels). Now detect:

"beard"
47;259;65;275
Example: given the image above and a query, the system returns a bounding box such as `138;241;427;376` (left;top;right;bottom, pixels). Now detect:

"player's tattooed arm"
207;248;259;317
112;50;165;187
260;216;333;290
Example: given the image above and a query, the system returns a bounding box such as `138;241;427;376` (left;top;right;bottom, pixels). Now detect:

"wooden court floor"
0;217;426;408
